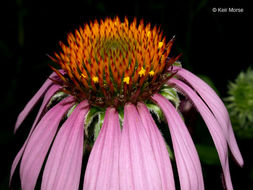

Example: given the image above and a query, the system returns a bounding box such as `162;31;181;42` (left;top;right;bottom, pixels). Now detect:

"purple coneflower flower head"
11;17;243;190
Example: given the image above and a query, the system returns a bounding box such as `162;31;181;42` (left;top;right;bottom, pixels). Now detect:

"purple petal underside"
19;96;75;190
83;107;121;190
10;84;61;185
169;78;234;190
137;102;175;190
41;100;89;190
153;94;204;190
14;72;59;133
173;66;243;166
119;104;162;190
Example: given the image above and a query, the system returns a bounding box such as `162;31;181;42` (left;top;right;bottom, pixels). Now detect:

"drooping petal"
169;78;234;190
83;107;121;190
10;84;62;185
41;100;89;190
153;94;204;190
137;102;175;190
29;85;61;130
19;96;75;190
173;66;243;166
14;72;59;133
119;103;162;190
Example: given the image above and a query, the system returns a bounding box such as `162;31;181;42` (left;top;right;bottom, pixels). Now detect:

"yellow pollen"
138;67;146;77
149;70;155;76
123;76;130;84
81;74;86;78
158;42;163;49
92;76;99;83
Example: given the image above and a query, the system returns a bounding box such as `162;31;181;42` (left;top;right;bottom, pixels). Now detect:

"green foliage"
195;144;220;165
226;68;253;139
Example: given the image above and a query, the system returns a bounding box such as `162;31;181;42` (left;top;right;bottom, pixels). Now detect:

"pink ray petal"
169;78;235;190
10;84;62;185
14;72;59;133
30;85;61;129
83;107;121;190
153;94;204;190
41;100;89;190
19;96;75;190
119;103;162;190
137;102;175;190
173;66;243;166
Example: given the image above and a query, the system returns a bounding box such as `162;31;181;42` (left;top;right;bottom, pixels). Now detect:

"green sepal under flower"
146;102;165;123
94;112;105;141
47;91;68;110
84;106;106;137
145;86;180;123
225;68;253;139
160;85;180;109
67;104;77;118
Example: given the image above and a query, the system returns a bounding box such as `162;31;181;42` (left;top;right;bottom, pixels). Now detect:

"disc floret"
51;17;180;108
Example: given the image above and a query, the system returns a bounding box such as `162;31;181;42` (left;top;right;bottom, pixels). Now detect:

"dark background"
0;0;252;189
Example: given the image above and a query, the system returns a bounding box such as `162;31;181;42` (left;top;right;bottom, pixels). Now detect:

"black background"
0;0;252;189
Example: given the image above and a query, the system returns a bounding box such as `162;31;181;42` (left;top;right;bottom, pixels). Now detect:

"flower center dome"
51;17;180;108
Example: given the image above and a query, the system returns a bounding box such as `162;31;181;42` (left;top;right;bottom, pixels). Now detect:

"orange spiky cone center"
51;17;180;108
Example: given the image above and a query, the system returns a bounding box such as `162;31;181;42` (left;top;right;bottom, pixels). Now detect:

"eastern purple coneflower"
11;17;243;190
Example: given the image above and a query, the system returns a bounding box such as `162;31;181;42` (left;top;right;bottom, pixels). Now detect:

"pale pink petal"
119;104;162;190
41;100;89;190
19;96;75;190
10;84;62;185
14;72;59;132
169;78;234;190
30;85;61;129
153;94;204;190
173;66;243;166
137;102;175;190
83;107;121;190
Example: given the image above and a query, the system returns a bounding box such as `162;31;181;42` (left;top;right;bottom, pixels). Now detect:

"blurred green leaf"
225;68;253;139
195;144;220;165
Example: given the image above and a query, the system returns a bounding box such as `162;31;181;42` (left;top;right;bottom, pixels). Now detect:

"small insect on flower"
11;17;243;190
